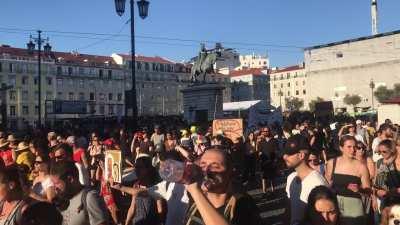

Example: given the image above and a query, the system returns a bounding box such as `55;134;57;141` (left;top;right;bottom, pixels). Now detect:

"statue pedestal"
181;83;225;124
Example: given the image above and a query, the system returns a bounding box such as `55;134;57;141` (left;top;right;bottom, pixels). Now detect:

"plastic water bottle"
159;159;201;183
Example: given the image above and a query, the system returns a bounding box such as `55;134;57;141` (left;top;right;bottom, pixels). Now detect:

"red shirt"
0;150;14;166
73;148;85;164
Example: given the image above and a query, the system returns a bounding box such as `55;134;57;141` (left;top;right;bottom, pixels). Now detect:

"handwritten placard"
212;119;243;142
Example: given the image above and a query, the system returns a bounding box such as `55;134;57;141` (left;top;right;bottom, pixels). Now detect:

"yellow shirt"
16;151;35;169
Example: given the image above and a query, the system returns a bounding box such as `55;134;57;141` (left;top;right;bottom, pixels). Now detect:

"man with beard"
184;147;262;225
283;134;328;225
50;161;108;225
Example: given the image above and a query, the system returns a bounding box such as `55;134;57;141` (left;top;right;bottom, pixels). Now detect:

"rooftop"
382;96;400;104
269;64;304;74
305;29;400;51
117;54;176;64
229;68;267;77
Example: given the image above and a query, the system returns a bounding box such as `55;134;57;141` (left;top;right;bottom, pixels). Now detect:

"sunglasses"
356;146;366;150
34;161;43;165
54;155;64;160
380;150;390;154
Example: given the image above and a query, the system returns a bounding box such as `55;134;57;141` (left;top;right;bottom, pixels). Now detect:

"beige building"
229;68;270;103
304;30;400;112
269;64;306;110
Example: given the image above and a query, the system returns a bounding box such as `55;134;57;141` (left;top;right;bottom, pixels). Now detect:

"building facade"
229;68;269;103
238;53;269;70
269;64;306;110
304;30;400;112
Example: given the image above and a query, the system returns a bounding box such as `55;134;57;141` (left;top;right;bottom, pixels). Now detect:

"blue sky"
1;0;399;67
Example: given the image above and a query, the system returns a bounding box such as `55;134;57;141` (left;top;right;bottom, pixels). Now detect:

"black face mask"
202;170;226;191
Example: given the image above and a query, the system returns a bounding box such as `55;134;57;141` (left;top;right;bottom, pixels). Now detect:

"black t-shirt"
187;194;262;225
259;138;279;161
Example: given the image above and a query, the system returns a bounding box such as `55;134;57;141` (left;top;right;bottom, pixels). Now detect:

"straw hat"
7;134;17;142
15;142;29;152
0;139;9;149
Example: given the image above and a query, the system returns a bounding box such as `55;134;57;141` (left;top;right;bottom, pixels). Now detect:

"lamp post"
27;30;52;128
114;0;149;130
369;79;375;110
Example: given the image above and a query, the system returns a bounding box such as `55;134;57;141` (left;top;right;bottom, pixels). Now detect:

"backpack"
184;193;243;225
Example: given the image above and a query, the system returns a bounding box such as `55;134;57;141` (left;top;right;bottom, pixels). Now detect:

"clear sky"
1;0;399;67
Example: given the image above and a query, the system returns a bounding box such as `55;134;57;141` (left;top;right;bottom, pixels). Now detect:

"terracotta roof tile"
382;96;400;104
118;54;175;64
229;68;266;77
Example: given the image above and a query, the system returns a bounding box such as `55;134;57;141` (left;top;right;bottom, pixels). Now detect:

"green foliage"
285;97;304;111
374;86;394;103
343;94;362;112
308;97;324;112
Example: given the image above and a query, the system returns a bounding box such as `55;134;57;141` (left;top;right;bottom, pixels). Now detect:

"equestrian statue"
190;43;222;83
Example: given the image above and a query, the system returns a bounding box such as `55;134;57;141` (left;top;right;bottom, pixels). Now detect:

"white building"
304;30;400;112
238;53;269;70
229;68;269;103
269;64;306;110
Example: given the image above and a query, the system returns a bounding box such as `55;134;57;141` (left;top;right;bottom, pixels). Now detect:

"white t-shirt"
148;181;189;225
75;163;90;186
286;170;328;225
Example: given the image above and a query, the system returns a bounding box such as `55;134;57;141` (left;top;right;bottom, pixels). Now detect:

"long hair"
302;185;340;225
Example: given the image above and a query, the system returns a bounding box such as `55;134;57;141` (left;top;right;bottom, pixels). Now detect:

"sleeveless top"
0;200;24;225
73;148;85;164
332;158;362;198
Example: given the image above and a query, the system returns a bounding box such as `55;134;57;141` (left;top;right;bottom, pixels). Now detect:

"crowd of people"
0;117;399;225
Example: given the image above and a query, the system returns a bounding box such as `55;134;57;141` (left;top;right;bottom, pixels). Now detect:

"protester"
259;127;279;196
308;150;325;175
30;153;56;203
283;134;328;225
50;160;109;225
184;147;262;225
21;201;63;225
301;185;340;225
0;166;30;225
325;135;371;225
372;123;394;162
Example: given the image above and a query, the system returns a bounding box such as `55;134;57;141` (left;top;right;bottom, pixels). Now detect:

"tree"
285;97;304;111
308;97;324;112
343;94;362;112
374;86;394;103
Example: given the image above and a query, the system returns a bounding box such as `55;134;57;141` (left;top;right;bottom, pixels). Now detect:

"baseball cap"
283;134;311;155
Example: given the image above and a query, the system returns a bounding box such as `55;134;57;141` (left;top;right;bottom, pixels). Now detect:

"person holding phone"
325;135;371;225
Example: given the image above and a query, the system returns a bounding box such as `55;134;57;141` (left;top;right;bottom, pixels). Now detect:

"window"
47;78;52;85
10;106;16;116
8;76;16;86
99;69;103;78
145;63;149;71
22;76;28;85
108;105;114;115
287;83;290;87
34;77;38;85
0;62;2;72
137;62;142;71
303;90;306;95
117;93;122;101
79;79;84;88
99;93;105;101
288;91;290;96
287;73;290;79
35;106;39;115
90;92;95;101
273;84;277;88
79;92;85;100
108;93;113;101
34;91;39;100
68;92;74;100
99;105;105;114
46;91;52;99
9;63;13;73
89;79;94;86
57;78;63;86
108;70;112;79
280;83;283;88
9;91;16;101
57;92;63;99
296;90;299;95
303;80;306;86
57;66;62;75
69;79;73;86
295;81;298;86
336;52;343;58
280;74;283;80
68;67;73;75
22;106;29;115
22;91;29;100
89;105;95;114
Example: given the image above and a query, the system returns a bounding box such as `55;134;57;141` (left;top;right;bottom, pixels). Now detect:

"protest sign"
105;150;122;183
212;118;243;142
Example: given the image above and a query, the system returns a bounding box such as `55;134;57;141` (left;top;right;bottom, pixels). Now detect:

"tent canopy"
223;100;261;111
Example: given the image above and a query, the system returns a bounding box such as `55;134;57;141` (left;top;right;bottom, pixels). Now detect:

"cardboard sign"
212;119;243;141
105;150;122;183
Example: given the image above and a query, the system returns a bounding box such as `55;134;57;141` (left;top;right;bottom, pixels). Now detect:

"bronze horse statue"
190;51;221;83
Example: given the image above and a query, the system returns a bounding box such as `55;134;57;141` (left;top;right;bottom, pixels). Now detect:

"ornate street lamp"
369;79;375;110
114;0;149;130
